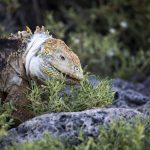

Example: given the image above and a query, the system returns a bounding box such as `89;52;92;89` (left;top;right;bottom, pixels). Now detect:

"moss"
28;75;114;115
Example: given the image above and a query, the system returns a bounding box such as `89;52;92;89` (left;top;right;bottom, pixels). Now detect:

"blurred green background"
0;0;150;81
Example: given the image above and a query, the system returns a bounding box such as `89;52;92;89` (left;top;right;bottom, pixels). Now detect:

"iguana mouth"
64;74;80;84
51;65;80;84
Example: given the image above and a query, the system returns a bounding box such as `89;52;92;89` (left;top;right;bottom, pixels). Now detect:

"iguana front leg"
5;83;35;125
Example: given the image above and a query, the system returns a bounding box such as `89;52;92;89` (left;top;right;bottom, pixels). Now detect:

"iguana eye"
60;55;65;60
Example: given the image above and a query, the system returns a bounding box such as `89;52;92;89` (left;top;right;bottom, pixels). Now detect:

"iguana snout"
41;39;83;82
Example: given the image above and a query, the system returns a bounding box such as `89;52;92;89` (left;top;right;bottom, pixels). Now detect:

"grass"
5;118;150;150
28;75;114;115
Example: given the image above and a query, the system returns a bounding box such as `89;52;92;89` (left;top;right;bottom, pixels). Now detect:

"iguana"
0;26;83;124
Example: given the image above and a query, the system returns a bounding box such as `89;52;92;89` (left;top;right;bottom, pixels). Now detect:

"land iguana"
0;26;83;124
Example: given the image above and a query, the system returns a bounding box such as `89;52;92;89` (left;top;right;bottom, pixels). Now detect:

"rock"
0;76;150;147
0;108;142;147
111;78;150;113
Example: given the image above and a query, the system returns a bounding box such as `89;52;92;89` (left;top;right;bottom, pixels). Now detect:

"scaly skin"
0;26;83;124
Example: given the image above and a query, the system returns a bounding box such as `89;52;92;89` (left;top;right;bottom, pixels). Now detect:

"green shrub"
28;76;114;115
74;119;150;150
45;13;65;39
69;31;150;79
45;1;150;80
5;133;66;150
0;100;14;138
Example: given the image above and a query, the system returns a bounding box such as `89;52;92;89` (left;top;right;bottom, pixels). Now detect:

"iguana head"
23;26;83;84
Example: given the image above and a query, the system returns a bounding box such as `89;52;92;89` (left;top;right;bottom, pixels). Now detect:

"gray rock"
0;108;142;147
111;78;150;112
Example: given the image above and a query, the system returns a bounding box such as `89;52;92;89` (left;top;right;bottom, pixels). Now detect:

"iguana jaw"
41;61;83;84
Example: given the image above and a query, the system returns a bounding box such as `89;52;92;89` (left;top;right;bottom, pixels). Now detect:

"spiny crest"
43;39;81;65
9;26;50;40
24;26;52;57
34;26;49;35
